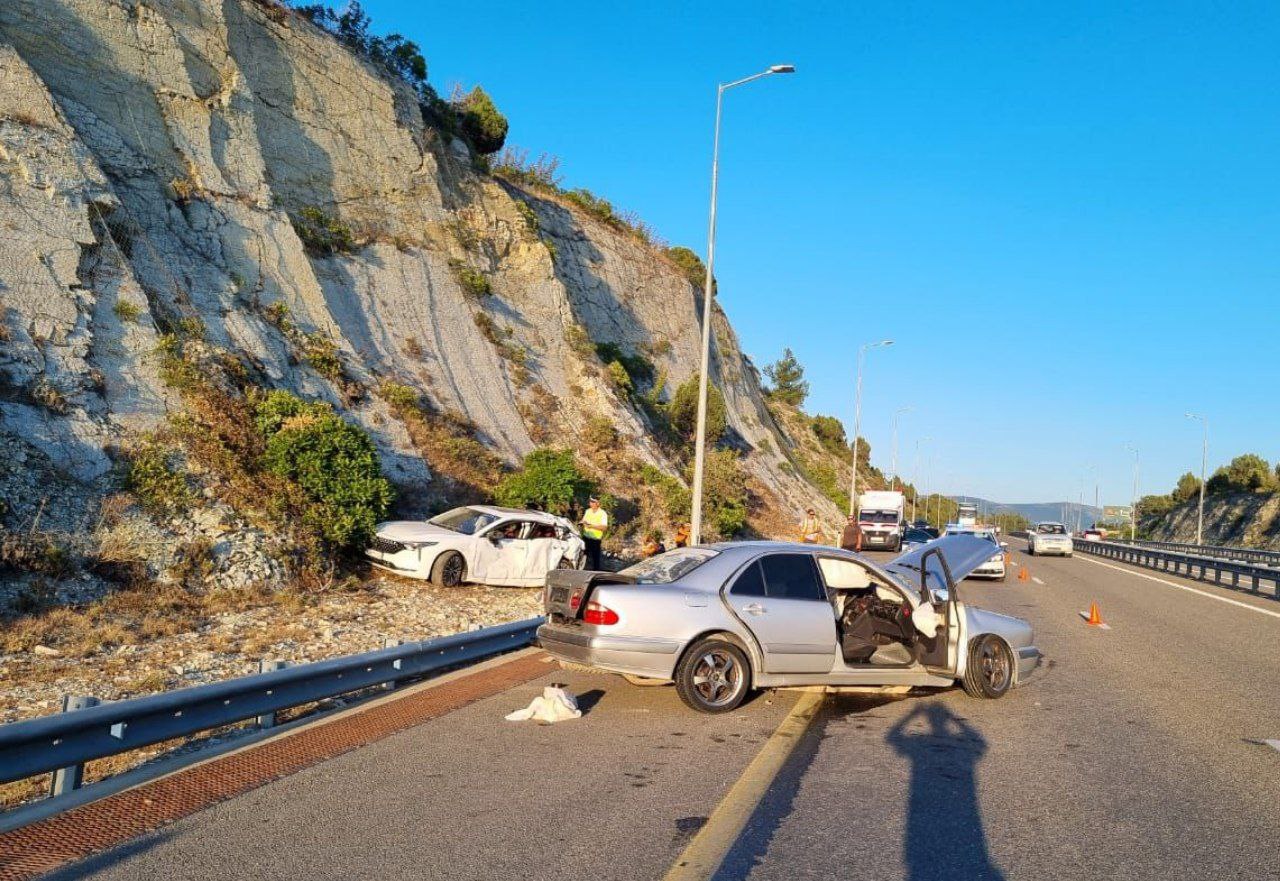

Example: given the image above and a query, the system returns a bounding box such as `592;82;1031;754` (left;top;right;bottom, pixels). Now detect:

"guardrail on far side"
1126;539;1280;567
1071;540;1280;600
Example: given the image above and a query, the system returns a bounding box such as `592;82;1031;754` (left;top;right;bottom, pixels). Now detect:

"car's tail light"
570;590;582;610
582;601;619;626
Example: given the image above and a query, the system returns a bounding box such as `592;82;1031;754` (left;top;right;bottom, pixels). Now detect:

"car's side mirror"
1000;542;1009;549
487;533;502;544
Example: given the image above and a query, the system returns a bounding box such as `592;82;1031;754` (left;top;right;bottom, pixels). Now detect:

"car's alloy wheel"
431;551;466;588
962;634;1014;699
675;638;750;713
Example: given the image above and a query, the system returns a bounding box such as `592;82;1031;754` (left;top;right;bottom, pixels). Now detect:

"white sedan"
945;527;1007;580
1027;522;1073;557
366;505;586;587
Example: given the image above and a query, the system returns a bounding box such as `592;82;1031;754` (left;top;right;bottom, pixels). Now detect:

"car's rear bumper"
536;623;681;679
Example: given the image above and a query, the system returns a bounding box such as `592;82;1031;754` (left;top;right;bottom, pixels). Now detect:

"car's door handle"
741;603;766;615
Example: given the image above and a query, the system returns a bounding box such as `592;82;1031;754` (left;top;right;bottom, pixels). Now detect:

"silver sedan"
537;535;1039;713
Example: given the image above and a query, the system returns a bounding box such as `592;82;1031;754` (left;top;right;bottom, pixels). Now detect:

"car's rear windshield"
618;548;719;584
860;511;898;524
1037;524;1067;535
428;507;497;535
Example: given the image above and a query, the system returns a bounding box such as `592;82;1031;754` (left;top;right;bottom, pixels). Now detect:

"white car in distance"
1027;522;1073;557
367;505;586;587
945;526;1008;580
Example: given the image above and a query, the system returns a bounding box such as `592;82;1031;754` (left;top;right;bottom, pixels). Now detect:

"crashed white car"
367;505;586;587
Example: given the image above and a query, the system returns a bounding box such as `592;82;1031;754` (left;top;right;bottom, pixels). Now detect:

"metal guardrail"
1072;540;1280;599
0;618;542;790
1125;539;1280;567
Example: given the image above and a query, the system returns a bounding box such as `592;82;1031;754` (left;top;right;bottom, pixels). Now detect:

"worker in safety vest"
580;497;609;570
799;508;824;544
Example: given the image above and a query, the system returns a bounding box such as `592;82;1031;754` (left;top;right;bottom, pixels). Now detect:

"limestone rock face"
0;0;838;539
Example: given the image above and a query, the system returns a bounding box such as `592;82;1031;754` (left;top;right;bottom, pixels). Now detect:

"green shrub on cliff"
455;86;508;155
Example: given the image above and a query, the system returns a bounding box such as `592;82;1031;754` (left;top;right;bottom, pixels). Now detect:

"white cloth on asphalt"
504;685;582;723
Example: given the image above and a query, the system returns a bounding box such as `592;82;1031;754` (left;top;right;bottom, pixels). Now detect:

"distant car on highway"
1027;522;1073;557
900;527;937;553
538;535;1039;713
1082;529;1103;542
945;526;1008;580
367;505;585;587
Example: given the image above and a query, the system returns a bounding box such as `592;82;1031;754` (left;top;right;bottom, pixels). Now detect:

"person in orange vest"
580;496;609;570
799;508;824;544
672;522;691;548
641;531;664;558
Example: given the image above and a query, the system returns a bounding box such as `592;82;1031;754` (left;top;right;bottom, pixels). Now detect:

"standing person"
641;531;664;558
672;522;691;548
799;508;824;544
840;514;863;552
580;496;609;570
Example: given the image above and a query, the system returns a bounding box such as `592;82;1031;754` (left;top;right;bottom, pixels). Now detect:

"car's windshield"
903;528;934;543
428;507;498;535
1037;523;1067;535
619;548;719;584
860;511;898;524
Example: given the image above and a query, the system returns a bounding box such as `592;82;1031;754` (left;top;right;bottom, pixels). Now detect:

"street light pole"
1126;444;1139;541
1185;413;1208;545
911;435;932;523
889;406;913;490
848;339;893;516
690;63;794;546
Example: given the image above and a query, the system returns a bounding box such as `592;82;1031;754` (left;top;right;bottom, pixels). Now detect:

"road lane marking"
1032;577;1045;585
1076;554;1280;621
663;691;825;881
1266;740;1280;753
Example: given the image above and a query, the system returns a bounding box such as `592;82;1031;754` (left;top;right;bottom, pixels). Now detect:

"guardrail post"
256;660;287;729
50;695;100;797
382;638;404;690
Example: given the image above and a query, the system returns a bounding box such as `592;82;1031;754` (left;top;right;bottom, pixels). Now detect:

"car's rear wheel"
962;635;1014;699
675;637;750;713
430;551;466;588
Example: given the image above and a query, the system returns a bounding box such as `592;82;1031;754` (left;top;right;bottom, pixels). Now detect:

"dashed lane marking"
663;691;825;881
1075;554;1280;621
1266;740;1280;753
1032;577;1045;585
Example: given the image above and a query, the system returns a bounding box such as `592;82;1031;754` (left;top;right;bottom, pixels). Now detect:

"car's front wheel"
430;551;467;588
962;635;1014;699
675;637;751;713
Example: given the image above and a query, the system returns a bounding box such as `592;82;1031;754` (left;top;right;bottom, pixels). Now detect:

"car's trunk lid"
544;569;636;622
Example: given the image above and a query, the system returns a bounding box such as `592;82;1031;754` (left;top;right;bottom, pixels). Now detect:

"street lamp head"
768;64;796;74
880;339;894;347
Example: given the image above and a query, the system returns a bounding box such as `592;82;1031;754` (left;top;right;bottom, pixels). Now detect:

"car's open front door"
912;547;962;673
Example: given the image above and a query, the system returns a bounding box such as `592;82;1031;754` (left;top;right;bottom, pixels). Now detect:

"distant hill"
952;497;1104;527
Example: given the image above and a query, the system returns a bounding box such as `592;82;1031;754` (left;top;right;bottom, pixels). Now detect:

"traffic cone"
1018;566;1030;583
1079;602;1109;628
1003;552;1011;565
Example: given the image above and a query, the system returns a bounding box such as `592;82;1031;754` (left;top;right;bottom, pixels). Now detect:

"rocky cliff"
1144;493;1280;549
0;0;845;599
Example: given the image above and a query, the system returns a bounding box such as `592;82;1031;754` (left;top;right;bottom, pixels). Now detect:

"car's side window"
729;561;767;597
760;554;826;602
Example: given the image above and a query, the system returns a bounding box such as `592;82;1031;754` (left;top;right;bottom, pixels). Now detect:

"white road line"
1075;554;1280;621
1265;740;1280;753
1032;577;1045;585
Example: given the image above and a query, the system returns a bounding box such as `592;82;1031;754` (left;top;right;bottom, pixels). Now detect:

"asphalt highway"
42;541;1280;881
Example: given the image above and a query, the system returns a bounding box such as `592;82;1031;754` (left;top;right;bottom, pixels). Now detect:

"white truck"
857;490;906;551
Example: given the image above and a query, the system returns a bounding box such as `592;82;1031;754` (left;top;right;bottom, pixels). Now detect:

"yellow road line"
663;691;826;881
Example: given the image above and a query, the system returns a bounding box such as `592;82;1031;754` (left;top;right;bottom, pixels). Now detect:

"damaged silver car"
537;534;1040;713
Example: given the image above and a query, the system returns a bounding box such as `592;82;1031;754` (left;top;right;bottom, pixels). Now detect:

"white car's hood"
375;521;460;543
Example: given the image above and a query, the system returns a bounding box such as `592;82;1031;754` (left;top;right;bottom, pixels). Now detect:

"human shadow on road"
886;702;1005;881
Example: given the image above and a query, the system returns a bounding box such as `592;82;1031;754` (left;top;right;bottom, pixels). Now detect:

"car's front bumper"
862;532;899;548
1016;645;1042;683
1033;543;1072;556
536;623;681;679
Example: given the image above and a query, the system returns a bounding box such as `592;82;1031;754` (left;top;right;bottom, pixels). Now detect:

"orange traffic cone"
1003;552;1011;565
1080;602;1109;628
1018;566;1030;583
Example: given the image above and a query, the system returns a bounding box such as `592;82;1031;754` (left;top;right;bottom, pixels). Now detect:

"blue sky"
360;0;1280;504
